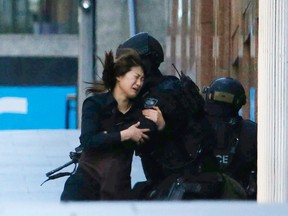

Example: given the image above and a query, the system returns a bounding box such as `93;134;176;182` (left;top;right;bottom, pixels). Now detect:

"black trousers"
60;166;100;201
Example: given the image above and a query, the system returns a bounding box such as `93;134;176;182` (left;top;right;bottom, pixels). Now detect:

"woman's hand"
120;121;150;144
142;106;166;131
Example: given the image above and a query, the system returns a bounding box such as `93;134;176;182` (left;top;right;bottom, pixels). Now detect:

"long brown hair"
86;48;145;94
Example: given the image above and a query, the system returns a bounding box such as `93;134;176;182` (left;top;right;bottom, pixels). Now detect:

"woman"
60;48;165;201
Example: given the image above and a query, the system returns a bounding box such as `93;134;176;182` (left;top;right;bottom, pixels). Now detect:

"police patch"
144;98;158;109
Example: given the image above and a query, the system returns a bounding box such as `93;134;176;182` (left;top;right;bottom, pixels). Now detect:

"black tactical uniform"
117;32;223;200
203;77;257;199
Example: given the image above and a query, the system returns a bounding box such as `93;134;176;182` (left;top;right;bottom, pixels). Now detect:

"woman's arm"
121;121;150;144
80;97;150;150
79;97;120;150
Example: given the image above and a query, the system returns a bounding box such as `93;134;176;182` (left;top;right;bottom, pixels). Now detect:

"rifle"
41;148;82;186
167;177;201;200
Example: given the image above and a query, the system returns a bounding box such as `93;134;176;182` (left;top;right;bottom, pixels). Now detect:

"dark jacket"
136;71;219;187
78;92;157;199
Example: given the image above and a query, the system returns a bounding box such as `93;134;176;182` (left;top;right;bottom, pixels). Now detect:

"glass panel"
0;0;78;34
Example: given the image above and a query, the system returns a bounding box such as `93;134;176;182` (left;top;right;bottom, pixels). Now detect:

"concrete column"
258;0;288;202
77;4;95;128
128;0;136;36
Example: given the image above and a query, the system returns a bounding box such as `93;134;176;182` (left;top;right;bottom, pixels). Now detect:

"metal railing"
65;93;77;129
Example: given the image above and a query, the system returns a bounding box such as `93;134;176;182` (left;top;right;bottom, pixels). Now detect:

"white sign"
0;97;28;114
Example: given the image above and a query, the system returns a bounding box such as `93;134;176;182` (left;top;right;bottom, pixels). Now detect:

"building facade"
0;0;79;129
165;0;258;121
0;0;258;129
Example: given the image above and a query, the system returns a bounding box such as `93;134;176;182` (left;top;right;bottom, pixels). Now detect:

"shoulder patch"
144;97;158;109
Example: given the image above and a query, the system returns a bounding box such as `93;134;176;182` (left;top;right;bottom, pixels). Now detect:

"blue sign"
0;86;77;130
250;87;255;121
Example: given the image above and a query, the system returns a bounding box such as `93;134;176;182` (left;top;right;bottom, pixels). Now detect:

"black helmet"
203;77;246;111
116;32;164;69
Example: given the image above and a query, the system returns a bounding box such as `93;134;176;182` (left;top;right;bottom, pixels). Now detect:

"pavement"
1;129;288;216
0;129;146;203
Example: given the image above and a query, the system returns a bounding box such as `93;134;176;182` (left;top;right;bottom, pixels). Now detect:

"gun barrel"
45;160;74;177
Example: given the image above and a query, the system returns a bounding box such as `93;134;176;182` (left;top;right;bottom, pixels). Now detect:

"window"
0;0;78;34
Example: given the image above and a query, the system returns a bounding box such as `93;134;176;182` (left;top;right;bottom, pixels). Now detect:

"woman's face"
116;66;144;99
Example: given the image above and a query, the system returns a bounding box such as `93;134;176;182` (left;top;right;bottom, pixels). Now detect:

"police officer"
117;33;222;200
203;77;257;199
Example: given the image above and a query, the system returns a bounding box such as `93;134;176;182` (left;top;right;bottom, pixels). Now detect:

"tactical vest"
212;116;243;170
207;115;257;199
139;75;215;175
